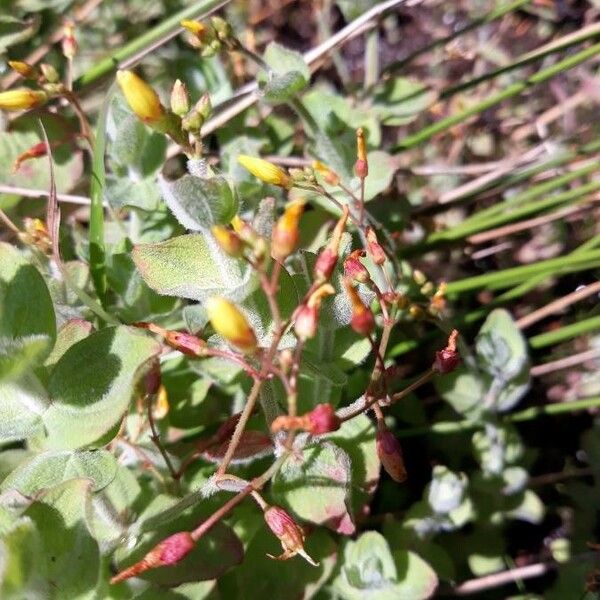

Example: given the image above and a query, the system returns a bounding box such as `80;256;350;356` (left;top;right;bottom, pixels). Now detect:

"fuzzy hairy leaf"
43;326;160;449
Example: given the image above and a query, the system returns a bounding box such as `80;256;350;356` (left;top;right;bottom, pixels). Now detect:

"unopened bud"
433;329;460;374
19;217;51;251
8;60;37;79
314;206;348;281
409;304;425;320
181;20;207;39
110;531;195;584
293;283;334;340
62;21;78;59
238;155;291;188
170;79;190;116
271;200;305;262
365;226;386;265
0;89;47;111
307;403;340;434
154;385;169;419
263;505;318;566
40;63;59;84
212;225;244;257
413;269;427;286
205;297;257;353
376;423;407;483
211;16;233;41
312;160;340;186
116;70;165;124
354;128;368;178
195;93;212;120
145;360;161;395
344;280;375;336
164;330;207;356
344;250;370;283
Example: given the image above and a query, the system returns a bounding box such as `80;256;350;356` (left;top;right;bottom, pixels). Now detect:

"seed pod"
164;330;207;356
376;423;407;483
293;283;334;341
263;505;318;566
110;532;195;584
205;297;257;353
354;128;368;178
433;329;460;374
365;226;386;265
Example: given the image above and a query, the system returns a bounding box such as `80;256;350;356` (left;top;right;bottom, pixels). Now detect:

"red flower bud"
264;505;318;566
307;403;341;434
110;532;195;584
366;227;386;265
344;280;375;336
314;206;349;281
344;250;370;283
13;141;48;172
376;425;407;483
145;360;161;395
354;158;368;179
433;329;460;374
164;330;207;356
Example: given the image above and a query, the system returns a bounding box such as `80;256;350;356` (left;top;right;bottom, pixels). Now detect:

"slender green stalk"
445;249;600;294
398;395;600;438
530;316;600;349
441;23;600;99
446;162;600;236
428;179;600;243
394;42;600;151
383;0;532;75
74;0;228;89
89;83;116;304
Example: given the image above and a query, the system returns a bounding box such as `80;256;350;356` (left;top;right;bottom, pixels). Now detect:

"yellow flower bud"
116;70;165;124
211;225;244;257
8;61;36;79
271;200;305;261
205;297;257;353
312;160;340;186
238;155;291;188
181;20;207;38
0;89;47;111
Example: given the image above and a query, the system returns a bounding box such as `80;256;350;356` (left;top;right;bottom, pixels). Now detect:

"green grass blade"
75;0;229;89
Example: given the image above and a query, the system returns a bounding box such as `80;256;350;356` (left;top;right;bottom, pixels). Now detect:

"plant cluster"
0;1;600;599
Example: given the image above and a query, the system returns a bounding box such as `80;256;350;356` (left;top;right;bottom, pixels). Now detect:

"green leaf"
226;527;337;598
0;336;51;381
159;173;238;230
373;78;438;126
0;242;56;360
435;367;486;419
105;174;162;212
43;326;160;449
0;373;47;442
427;466;468;514
44;319;93;369
133;234;257;303
272;440;355;534
0;15;40;51
334;531;438;600
260;42;310;104
476;309;529;382
329;414;380;516
506;490;544;524
1;449;118;495
0;113;83;195
115;502;244;585
21;479;100;599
